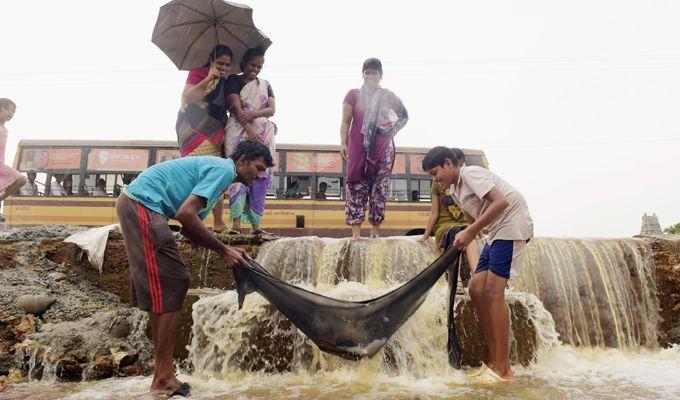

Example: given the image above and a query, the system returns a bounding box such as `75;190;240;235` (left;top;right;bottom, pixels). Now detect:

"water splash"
188;283;559;379
189;236;559;378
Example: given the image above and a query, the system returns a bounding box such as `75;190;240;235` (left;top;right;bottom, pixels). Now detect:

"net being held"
233;227;464;366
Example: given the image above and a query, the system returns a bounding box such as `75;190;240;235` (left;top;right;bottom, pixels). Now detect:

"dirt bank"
0;225;153;385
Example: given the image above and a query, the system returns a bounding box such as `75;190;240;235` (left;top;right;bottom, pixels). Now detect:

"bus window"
83;174;96;196
18;171;46;196
389;178;407;201
412;179;433;201
83;174;108;197
285;176;309;199
317;177;343;200
465;154;484;167
122;174;137;185
62;174;82;196
48;174;68;196
267;175;281;198
105;174;123;197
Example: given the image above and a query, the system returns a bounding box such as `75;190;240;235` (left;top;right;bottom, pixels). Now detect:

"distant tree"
665;223;680;234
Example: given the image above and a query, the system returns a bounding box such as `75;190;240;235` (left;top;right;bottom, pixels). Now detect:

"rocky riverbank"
0;225;267;390
640;234;680;346
0;226;154;390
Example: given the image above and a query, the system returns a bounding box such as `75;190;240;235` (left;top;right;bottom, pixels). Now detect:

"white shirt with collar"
50;181;66;196
451;165;533;243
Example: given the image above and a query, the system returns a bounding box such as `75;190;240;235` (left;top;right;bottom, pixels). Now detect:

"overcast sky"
2;0;679;237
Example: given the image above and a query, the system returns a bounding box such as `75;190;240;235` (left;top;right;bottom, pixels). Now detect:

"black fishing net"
233;227;464;368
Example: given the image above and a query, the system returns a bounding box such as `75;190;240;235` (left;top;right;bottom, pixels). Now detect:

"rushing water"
515;238;659;348
4;236;679;399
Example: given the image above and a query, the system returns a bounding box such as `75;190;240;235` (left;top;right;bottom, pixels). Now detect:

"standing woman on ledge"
0;98;27;202
340;58;408;239
224;46;277;235
176;44;233;232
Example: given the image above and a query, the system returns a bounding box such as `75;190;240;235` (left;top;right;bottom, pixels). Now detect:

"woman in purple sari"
340;58;408;238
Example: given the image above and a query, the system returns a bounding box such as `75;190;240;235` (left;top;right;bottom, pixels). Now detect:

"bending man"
116;140;273;396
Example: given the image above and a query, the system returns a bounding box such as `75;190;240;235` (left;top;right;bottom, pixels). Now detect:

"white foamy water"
5;345;679;399
188;283;559;379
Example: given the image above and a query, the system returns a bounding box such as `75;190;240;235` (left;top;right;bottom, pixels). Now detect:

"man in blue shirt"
115;140;273;397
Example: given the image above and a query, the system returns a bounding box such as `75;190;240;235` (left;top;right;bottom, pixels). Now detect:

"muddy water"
4;345;680;399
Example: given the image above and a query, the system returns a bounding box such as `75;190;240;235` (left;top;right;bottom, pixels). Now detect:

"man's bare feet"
486;364;515;381
150;375;187;396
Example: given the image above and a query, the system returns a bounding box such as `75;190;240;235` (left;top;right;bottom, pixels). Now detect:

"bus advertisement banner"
315;153;342;173
393;154;406;174
286;152;342;173
409;154;427;175
87;149;149;172
19;148;82;171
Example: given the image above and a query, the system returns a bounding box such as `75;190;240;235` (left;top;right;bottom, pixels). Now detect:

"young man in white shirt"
422;146;533;382
19;171;39;196
49;174;67;196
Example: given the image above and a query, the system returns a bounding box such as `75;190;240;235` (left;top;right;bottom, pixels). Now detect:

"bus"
4;140;488;237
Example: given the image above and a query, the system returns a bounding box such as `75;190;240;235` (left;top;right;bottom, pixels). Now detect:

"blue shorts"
475;240;527;280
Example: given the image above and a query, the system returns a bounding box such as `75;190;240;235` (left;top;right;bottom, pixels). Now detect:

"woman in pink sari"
0;98;27;203
224;47;276;235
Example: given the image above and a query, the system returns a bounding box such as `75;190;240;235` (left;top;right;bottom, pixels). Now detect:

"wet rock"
455;295;538;367
0;308;19;327
28;315;150;375
189;293;309;375
83;355;115;380
0;352;14;376
48;272;68;282
55;356;83;381
6;368;25;383
12;316;36;336
0;244;17;269
666;326;680;345
119;364;147;377
109;316;132;339
644;236;680;346
111;350;138;368
16;295;55;316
